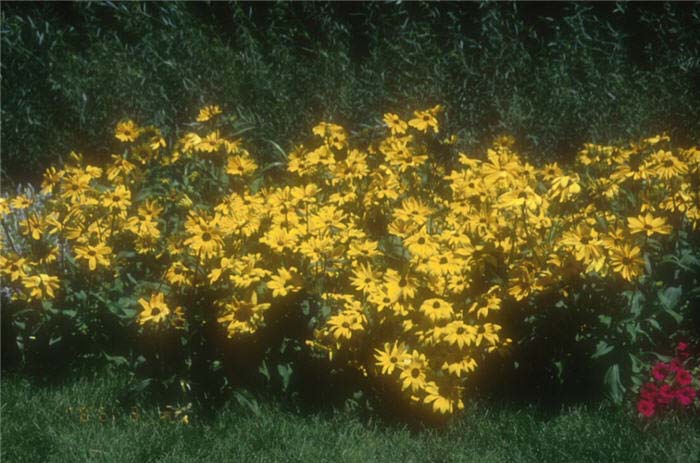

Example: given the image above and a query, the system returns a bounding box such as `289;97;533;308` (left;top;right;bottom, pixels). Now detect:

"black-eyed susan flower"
384;269;418;301
217;292;270;337
74;242;112;271
267;266;302;297
419;298;453;323
408;109;439;133
399;350;429;392
184;220;223;261
22;273;60;300
196;105;222;122
137;292;171;325
608;243;645;282
442;321;476;349
627;213;672;237
165;261;191;286
423;382;459;414
115;120;141;142
383;113;408;135
327;310;364;342
226;154;257;177
1;255;29;282
102;185;131;212
374;341;410;375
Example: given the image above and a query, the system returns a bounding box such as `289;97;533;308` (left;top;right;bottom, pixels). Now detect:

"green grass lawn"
2;370;698;463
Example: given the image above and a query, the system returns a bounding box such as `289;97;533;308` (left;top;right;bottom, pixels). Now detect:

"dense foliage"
2;106;698;420
2;2;700;184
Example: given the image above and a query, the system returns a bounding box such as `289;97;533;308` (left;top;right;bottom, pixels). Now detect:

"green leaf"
258;360;271;382
658;286;682;311
233;390;261;416
592;341;614;359
664;308;683;324
604;364;625;404
277;363;293;392
598;314;612;328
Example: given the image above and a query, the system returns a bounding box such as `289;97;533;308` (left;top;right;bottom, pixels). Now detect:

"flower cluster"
637;342;699;418
1;104;699;418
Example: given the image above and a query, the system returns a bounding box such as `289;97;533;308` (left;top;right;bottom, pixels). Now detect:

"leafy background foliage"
3;2;700;184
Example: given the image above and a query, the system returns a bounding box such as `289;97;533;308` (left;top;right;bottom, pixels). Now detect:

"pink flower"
652;362;672;382
657;384;674;405
675;387;696;407
676;342;690;360
640;382;658;401
637;399;656;417
675;369;693;386
669;358;683;372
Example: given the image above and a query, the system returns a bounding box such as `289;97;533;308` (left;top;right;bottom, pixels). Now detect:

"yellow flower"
10;195;33;210
423;382;457;414
408;108;439;133
184;220;223;260
267;267;302;297
115;120;141;142
608;243;644;282
22;273;60;300
442;321;476;349
627;213;672;237
137;293;171;325
392;197;432;226
404;230;439;259
259;226;299;253
349;262;380;295
1;256;29;282
399;350;428;392
441;356;478;378
226;154;257;177
74;242;112;271
548;174;582;202
383;113;408;134
196;105;222;122
561;224;604;266
102;185;132;211
374;341;410;375
217;292;271;337
327;310;364;341
648;150;687;180
419;298;454;323
165;261;192;286
347;239;380;259
384;269;417;301
195;130;222;153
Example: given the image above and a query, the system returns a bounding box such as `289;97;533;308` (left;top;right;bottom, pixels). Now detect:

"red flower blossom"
675;387;696;407
637;399;655;417
669;358;683;372
640;382;658;401
676;368;693;386
652;362;672;382
657;384;674;405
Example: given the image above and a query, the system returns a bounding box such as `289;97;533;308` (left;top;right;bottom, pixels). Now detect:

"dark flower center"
202;232;212;242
